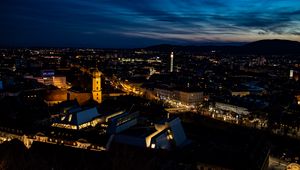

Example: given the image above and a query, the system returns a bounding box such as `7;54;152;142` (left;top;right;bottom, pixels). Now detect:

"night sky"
1;0;300;48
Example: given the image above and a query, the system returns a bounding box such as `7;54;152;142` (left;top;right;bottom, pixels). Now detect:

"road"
269;156;288;170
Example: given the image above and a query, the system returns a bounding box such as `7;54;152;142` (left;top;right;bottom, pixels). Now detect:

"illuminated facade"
114;117;187;150
296;95;300;105
53;76;67;89
25;69;69;89
289;69;300;81
287;163;300;170
231;91;250;97
92;69;102;104
52;107;100;130
44;90;91;106
154;88;204;106
215;102;250;115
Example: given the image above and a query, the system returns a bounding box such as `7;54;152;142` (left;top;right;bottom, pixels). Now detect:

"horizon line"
0;39;299;49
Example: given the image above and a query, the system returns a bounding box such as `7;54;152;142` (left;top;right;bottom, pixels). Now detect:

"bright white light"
151;143;156;149
290;70;294;78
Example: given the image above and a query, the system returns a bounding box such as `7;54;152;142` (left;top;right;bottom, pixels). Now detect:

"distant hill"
144;39;300;55
241;39;300;54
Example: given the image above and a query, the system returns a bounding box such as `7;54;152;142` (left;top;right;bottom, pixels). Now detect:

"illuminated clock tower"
92;69;102;104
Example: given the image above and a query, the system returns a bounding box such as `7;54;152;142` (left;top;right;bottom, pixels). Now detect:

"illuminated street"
269;156;288;170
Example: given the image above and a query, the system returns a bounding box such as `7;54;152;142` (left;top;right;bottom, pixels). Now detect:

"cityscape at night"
1;0;300;170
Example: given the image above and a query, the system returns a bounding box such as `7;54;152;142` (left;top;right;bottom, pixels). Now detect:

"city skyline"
1;0;300;48
1;1;300;169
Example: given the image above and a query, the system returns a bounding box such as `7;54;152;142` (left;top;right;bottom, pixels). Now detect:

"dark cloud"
0;0;300;47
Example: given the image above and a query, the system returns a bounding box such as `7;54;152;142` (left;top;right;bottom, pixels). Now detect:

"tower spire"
170;51;174;73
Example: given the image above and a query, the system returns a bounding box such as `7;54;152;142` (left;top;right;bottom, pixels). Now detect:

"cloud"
0;0;300;47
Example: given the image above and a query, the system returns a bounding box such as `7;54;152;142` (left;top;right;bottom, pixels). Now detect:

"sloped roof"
44;89;67;101
59;107;100;126
76;107;99;125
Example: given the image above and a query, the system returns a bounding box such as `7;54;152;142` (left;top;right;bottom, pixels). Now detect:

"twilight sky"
1;0;300;48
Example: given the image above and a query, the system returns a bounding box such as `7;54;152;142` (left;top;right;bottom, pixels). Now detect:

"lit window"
151;143;156;149
68;115;72;122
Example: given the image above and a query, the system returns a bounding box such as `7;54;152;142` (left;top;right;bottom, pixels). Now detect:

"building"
104;110;139;134
230;82;265;96
92;69;102;104
24;69;69;89
170;52;174;72
287;163;300;170
51;104;139;134
114;117;187;150
176;90;204;106
214;102;250;115
154;88;204;106
290;69;294;79
231;90;250;97
43;68;103;106
290;69;300;81
44;89;91;106
295;95;300;105
52;76;67;89
52;107;100;130
152;117;187;148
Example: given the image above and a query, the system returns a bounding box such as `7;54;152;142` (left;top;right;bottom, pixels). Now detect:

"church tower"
92;69;102;104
